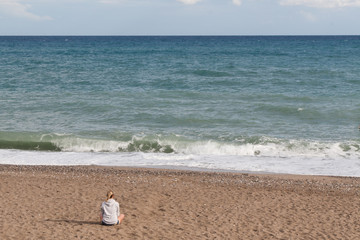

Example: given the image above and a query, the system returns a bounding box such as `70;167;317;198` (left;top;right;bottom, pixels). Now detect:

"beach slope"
1;165;359;239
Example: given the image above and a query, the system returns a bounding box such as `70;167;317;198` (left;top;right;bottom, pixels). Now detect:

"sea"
0;36;359;176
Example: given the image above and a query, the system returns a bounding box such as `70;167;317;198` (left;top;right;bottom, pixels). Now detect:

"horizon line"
1;34;359;37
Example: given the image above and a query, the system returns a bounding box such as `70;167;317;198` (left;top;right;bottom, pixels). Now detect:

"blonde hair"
106;190;114;201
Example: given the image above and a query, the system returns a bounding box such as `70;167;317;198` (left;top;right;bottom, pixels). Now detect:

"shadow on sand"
45;219;100;225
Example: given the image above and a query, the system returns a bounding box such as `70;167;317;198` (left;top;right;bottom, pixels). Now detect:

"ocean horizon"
1;36;359;176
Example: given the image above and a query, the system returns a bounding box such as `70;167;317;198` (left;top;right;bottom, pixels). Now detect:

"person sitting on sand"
100;190;125;226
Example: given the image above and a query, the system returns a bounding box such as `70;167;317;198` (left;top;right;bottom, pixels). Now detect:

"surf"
0;131;358;160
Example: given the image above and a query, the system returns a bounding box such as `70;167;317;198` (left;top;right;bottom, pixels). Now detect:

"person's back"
101;198;120;225
100;190;125;225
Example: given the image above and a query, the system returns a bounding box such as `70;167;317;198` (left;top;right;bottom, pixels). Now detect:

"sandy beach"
0;164;359;239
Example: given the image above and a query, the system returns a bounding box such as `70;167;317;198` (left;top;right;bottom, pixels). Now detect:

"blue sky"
0;0;359;35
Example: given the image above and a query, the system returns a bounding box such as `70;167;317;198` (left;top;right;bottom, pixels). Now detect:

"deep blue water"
0;36;359;176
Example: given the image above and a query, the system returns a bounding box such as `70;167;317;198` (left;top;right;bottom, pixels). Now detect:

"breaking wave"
0;131;359;160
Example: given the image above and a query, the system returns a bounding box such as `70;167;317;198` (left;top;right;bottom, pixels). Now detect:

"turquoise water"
0;36;359;176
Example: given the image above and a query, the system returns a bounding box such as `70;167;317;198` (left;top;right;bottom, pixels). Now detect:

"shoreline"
2;161;359;178
1;149;359;177
1;164;359;239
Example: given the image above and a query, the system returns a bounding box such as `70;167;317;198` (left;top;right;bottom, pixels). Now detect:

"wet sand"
0;164;359;239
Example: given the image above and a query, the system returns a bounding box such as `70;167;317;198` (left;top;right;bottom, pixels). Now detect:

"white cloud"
0;0;52;20
177;0;242;5
232;0;242;6
300;10;317;21
177;0;202;5
98;0;127;4
279;0;360;8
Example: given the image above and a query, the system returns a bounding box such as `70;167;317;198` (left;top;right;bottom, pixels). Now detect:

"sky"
0;0;359;35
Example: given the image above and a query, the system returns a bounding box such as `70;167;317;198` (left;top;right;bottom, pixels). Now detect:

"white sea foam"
0;147;359;177
45;135;360;161
1;132;359;176
52;137;128;152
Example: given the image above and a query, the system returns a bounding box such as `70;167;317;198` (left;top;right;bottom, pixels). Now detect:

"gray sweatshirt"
101;199;120;224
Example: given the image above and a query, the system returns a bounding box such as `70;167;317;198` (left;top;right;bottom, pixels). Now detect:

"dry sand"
0;164;359;239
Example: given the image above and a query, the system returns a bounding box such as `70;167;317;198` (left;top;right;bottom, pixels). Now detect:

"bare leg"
118;214;125;224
